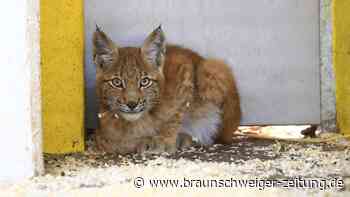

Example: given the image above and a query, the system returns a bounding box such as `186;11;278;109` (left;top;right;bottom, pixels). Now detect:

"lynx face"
99;48;163;121
93;26;166;122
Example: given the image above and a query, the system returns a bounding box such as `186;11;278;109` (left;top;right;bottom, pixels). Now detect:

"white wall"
84;0;320;127
0;0;42;182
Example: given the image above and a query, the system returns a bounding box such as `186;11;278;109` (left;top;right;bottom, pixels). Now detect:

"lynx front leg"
137;113;183;154
95;129;115;153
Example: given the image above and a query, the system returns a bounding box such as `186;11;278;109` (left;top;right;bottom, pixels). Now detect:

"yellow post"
41;0;85;153
333;0;350;135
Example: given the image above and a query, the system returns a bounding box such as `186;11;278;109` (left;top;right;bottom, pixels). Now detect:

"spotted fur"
93;26;241;154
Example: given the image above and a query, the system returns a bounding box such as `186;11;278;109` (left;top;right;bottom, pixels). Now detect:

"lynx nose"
126;101;138;110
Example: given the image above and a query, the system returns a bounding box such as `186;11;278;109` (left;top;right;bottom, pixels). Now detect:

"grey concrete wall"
0;0;42;181
320;0;337;132
27;0;43;176
84;0;321;128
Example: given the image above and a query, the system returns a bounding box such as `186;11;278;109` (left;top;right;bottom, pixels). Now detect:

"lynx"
93;25;241;154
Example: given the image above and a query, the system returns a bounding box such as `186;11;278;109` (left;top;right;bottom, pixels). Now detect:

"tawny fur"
93;26;241;154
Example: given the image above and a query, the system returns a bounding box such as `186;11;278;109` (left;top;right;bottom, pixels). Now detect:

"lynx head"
93;25;166;122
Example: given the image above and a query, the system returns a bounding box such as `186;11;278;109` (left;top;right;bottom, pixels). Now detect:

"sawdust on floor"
1;128;350;196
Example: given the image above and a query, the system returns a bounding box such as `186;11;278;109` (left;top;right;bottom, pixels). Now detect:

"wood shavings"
1;130;350;196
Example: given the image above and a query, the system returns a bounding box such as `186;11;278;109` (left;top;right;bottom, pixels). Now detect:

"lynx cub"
93;25;241;154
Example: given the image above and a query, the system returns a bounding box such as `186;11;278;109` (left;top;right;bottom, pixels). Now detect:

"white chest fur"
181;103;222;145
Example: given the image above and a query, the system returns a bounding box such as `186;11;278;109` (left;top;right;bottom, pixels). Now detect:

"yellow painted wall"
333;0;350;135
41;0;85;153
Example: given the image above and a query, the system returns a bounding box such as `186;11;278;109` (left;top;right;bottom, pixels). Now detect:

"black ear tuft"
156;24;162;31
95;24;102;32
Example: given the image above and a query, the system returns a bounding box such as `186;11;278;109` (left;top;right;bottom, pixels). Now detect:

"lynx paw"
176;133;194;150
137;136;177;154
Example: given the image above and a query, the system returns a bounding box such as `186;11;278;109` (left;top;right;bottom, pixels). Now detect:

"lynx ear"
141;25;166;70
93;25;118;71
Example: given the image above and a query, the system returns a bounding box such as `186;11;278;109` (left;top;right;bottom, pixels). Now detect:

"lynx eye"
140;77;152;88
109;78;124;89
